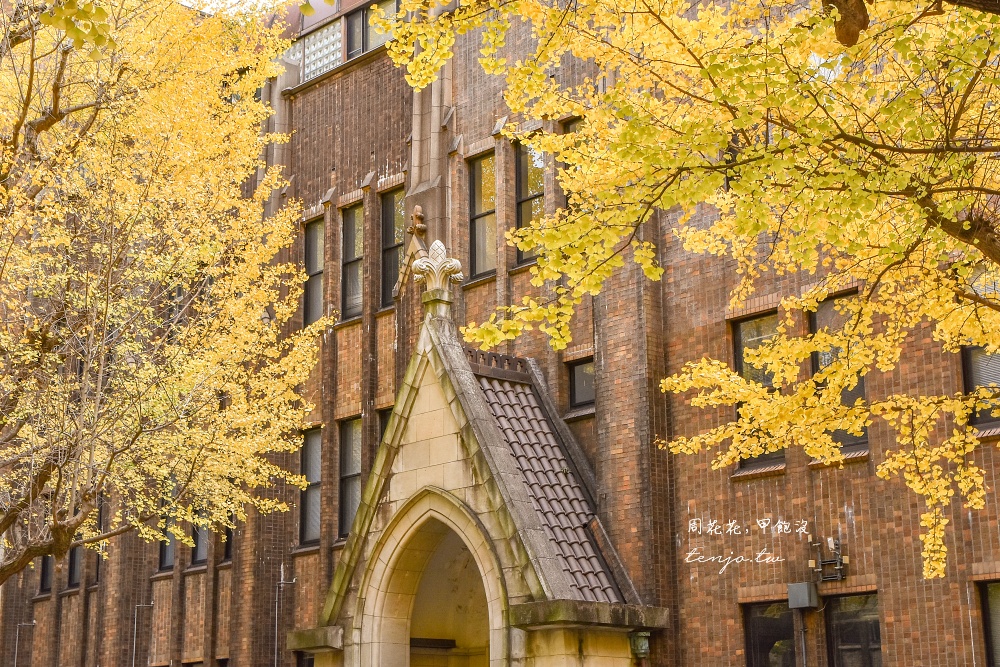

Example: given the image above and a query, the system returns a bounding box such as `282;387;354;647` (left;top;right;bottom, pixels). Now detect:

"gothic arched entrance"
356;490;507;667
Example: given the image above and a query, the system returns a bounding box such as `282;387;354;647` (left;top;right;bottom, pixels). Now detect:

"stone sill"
808;447;870;469
508;259;538;277
564;405;596;422
730;462;786;481
150;570;173;582
334;315;362;330
463;272;497;289
293;543;321;557
184;564;208;575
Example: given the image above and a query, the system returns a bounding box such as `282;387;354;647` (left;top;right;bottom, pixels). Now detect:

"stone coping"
287;625;343;653
508;600;670;630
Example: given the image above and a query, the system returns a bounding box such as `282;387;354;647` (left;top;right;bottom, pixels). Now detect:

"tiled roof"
476;375;621;604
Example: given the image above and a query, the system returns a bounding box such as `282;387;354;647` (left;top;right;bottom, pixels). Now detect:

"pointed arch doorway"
358;492;506;667
407;521;489;666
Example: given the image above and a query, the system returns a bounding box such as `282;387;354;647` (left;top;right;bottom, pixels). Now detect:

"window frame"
339;417;363;539
300;427;323;545
808;294;868;452
963;345;1000;427
341;203;364;319
469;152;497;278
158;531;176;572
981;582;1000;667
39;554;53;593
66;545;81;589
303;217;325;326
732;311;784;469
568;357;596;408
222;524;234;563
191;524;208;565
742;600;796;667
515;142;544;264
345;0;396;60
825;593;882;667
380;188;405;308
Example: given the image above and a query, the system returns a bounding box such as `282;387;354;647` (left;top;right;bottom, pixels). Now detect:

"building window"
381;189;405;307
378;407;393;444
569;358;595;408
342;204;364;319
469;153;497;277
963;345;1000;426
515;144;545;264
515;143;544;263
744;601;795;667
733;312;783;467
39;555;53;593
810;296;868;451
191;525;208;565
339;418;362;539
67;546;81;588
982;582;1000;666
826;594;882;667
346;0;395;60
303;218;324;326
222;525;233;562
297;652;315;667
300;428;322;545
158;532;176;571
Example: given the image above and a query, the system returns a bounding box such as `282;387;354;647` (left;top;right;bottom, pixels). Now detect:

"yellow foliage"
0;0;320;582
389;0;1000;577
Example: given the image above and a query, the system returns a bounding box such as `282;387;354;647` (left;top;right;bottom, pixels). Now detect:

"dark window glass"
339;418;363;539
569;359;595;407
342;204;364;319
515;143;545;263
378;407;393;444
300;428;323;544
304;219;324;326
734;312;783;467
222;525;233;562
191;525;208;564
982;582;1000;666
744;601;796;667
381;189;405;307
469;153;497;276
810;296;868;450
67;546;81;588
827;594;882;667
158;531;176;571
94;495;106;582
39;555;53;593
297;653;315;667
964;346;1000;426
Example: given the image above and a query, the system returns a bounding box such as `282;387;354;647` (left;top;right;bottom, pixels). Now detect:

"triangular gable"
318;310;581;626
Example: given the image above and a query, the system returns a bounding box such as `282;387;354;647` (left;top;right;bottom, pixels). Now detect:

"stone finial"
407;205;427;237
413;240;464;291
413;240;464;317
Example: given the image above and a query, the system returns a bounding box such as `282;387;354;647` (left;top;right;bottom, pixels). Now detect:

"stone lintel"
286;625;344;653
509;600;670;630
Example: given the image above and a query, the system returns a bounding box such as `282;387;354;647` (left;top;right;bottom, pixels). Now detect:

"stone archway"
356;489;507;667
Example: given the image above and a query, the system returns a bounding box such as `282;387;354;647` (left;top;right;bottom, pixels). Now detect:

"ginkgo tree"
382;0;1000;577
0;0;322;584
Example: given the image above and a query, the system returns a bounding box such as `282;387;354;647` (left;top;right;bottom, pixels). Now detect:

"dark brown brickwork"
3;13;999;667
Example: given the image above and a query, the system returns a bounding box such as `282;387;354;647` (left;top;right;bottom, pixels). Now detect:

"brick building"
5;2;1000;666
